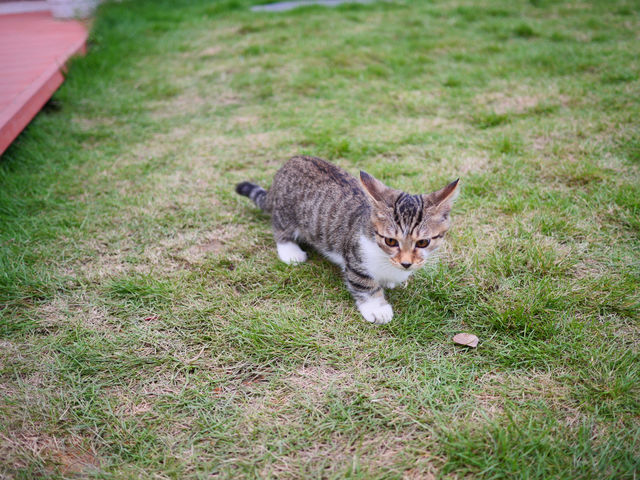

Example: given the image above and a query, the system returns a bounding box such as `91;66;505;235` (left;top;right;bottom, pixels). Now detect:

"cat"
236;156;459;324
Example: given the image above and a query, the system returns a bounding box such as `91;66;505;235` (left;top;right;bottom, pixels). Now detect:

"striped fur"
235;156;459;324
235;181;268;211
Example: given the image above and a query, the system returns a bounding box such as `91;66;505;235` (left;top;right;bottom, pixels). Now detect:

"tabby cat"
236;156;459;324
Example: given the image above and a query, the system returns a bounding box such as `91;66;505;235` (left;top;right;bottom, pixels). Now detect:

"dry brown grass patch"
235;361;424;470
259;428;438;479
481;93;541;115
473;371;580;423
103;369;193;419
612;322;640;352
149;87;241;120
475;88;569;116
73;223;244;282
231;114;260;127
351;116;465;143
239;363;358;424
286;364;352;398
457;153;490;174
165;223;247;265
0;340;56;399
0;431;99;477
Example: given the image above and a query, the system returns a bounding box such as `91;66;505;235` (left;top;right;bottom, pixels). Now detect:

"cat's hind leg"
272;221;307;265
276;241;307;265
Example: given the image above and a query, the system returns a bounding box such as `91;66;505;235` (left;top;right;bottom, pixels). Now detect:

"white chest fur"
358;235;413;288
320;250;346;268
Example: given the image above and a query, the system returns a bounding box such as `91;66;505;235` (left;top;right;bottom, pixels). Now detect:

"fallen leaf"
143;315;159;322
453;333;479;348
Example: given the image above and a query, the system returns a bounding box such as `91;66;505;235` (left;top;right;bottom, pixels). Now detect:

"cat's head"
360;171;459;271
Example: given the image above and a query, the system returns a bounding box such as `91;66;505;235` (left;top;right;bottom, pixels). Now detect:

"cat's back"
267;156;370;243
270;156;365;202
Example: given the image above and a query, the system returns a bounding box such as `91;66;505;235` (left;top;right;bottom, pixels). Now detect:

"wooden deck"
0;11;87;156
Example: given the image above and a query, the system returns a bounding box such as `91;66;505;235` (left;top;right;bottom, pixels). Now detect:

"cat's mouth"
391;261;423;271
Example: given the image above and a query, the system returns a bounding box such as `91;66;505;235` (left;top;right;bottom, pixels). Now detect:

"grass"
0;0;639;477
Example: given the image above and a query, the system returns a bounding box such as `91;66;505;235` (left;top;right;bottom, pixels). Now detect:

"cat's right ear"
423;178;460;219
360;171;395;206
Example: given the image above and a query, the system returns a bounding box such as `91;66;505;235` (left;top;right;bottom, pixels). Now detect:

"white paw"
357;297;393;325
277;242;307;265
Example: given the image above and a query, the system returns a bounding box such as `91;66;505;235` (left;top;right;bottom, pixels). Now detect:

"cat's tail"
235;181;269;212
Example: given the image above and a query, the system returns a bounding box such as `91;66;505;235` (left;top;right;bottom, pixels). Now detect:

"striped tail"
235;181;269;212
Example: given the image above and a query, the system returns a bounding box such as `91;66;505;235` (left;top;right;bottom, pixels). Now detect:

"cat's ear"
360;171;397;207
434;178;460;206
424;179;459;217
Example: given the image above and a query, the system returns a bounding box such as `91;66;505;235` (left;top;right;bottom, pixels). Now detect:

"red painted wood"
0;11;87;155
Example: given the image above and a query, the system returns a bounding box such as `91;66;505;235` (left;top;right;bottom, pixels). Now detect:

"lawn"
1;0;639;478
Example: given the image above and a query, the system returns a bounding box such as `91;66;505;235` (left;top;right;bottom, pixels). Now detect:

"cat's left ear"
424;178;460;217
360;171;397;207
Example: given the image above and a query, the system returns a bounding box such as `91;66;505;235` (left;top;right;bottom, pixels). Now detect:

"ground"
0;0;638;478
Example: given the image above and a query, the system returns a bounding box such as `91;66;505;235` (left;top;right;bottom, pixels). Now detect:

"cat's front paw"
277;242;307;265
357;297;393;325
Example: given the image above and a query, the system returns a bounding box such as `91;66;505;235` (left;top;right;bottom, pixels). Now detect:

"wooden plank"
0;11;87;155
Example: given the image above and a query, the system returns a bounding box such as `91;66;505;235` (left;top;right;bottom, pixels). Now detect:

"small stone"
453;333;479;348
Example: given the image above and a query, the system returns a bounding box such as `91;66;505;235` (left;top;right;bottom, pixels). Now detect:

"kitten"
236;156;459;324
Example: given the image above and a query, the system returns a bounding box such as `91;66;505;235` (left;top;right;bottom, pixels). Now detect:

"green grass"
1;0;639;478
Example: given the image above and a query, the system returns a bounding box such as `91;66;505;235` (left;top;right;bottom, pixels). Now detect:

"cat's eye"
415;239;431;248
384;237;399;247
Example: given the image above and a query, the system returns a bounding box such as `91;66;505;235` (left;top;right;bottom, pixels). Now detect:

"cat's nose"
401;262;412;269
